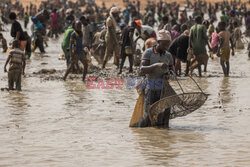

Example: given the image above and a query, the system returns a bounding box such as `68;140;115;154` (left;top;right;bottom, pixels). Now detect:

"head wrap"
135;20;142;27
158;29;171;41
109;6;120;32
110;7;119;14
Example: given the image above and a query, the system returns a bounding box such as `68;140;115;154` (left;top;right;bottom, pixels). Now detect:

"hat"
110;7;119;14
135;20;142;27
158;29;171;41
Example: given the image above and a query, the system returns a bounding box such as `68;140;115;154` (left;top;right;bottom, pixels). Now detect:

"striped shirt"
9;48;25;71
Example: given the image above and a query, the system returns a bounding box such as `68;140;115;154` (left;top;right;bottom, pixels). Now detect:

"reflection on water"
0;24;250;166
219;77;233;106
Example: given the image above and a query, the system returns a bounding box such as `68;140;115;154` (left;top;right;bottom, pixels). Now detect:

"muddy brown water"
0;22;250;167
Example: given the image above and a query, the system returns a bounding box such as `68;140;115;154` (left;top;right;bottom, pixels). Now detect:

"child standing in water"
217;21;234;77
4;40;26;90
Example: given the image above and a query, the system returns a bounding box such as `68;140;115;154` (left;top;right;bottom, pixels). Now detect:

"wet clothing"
138;48;174;127
138;87;171;127
220;47;230;62
169;35;189;62
8;70;21;90
190;24;207;55
10;20;26;41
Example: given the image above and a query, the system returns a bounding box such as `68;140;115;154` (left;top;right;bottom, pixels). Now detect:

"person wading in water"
4;40;26;91
137;29;174;127
217;21;234;77
102;7;120;69
63;21;88;81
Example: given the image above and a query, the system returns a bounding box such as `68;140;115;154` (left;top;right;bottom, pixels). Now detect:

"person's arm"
230;35;234;56
22;54;26;74
69;37;73;58
140;50;168;75
168;52;175;72
4;55;11;72
217;37;223;57
203;26;211;51
140;59;167;75
188;29;192;49
16;31;21;40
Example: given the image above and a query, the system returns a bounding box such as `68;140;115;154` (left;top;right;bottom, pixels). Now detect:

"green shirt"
221;15;229;24
62;27;74;48
24;14;29;22
190;24;207;55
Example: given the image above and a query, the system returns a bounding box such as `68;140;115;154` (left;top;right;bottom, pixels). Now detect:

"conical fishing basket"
149;75;208;126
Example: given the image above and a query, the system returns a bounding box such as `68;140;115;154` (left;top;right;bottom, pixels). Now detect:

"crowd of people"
0;0;249;126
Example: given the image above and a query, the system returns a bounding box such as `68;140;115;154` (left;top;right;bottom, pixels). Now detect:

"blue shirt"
71;31;83;55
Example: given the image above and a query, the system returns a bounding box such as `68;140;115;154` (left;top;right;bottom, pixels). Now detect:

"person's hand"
155;63;168;69
217;51;220;57
232;50;235;56
22;70;25;75
4;68;7;73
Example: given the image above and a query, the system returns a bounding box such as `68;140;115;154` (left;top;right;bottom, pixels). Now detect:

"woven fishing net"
149;92;208;126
